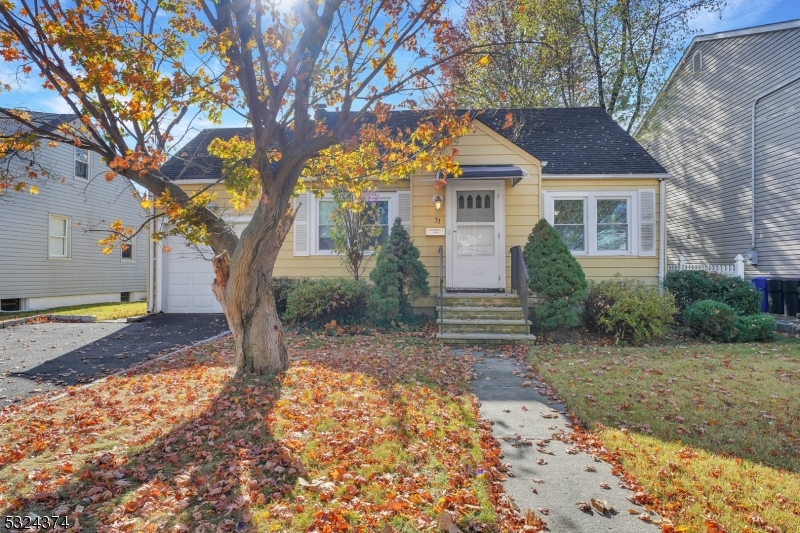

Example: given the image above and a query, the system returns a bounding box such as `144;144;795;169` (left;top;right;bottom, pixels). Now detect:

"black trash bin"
783;280;799;317
768;279;784;314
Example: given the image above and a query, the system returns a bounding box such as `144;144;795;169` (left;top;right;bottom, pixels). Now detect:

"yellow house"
154;108;668;344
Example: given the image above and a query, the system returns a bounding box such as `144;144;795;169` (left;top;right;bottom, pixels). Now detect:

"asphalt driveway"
0;314;228;403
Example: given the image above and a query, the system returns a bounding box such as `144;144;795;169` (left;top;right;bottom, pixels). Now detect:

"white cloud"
41;96;75;114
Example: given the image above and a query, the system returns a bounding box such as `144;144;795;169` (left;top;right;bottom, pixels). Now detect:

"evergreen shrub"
523;218;587;329
664;270;761;316
368;218;430;322
270;276;303;317
284;278;370;325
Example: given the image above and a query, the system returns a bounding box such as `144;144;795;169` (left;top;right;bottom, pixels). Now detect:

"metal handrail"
510;245;530;327
438;245;444;333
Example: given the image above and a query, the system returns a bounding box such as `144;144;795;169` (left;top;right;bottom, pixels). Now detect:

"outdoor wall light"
432;195;443;210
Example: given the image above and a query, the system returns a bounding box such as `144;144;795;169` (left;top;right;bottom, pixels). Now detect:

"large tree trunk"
211;202;294;374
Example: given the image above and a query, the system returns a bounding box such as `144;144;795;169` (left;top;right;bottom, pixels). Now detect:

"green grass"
0;301;146;321
530;336;800;531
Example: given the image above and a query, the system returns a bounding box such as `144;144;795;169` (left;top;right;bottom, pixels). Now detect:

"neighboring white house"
0;112;148;312
637;19;800;278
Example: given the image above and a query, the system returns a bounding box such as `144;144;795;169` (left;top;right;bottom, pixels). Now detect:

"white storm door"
446;182;505;290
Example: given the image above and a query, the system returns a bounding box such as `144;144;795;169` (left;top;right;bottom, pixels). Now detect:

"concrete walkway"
464;350;660;532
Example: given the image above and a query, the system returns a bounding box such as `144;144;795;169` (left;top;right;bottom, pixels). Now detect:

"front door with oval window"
446;182;505;290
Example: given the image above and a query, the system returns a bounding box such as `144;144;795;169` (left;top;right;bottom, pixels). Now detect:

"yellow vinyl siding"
412;122;541;294
542;179;662;284
171;123;663;302
274;181;410;279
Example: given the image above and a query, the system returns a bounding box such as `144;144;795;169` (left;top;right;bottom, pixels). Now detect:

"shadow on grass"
1;331;482;531
2;350;294;531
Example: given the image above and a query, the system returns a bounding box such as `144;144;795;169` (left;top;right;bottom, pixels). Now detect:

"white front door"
446;181;505;290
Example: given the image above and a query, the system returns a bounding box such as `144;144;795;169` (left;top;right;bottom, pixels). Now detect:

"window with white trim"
553;199;585;251
48;214;71;258
312;192;397;255
121;233;135;261
74;147;89;180
544;190;655;256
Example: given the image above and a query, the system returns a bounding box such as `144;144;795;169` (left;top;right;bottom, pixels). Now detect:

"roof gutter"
748;73;800;264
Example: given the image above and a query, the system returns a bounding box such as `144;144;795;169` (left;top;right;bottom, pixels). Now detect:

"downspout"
147;193;155;314
749;73;800;264
659;177;666;289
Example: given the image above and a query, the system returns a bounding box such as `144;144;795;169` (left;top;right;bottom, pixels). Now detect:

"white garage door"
163;225;245;313
163;238;222;313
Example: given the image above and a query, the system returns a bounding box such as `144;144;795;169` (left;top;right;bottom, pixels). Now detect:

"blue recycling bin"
751;277;769;312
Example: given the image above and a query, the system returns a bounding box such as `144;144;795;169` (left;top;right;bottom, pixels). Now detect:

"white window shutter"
293;193;310;256
398;191;411;233
639;189;656;256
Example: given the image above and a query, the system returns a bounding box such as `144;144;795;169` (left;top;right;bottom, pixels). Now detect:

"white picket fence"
667;254;745;278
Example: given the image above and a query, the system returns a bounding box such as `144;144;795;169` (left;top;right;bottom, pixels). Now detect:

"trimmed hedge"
270;277;304;316
664;270;761;316
284;278;370;326
683;299;775;342
583;277;677;344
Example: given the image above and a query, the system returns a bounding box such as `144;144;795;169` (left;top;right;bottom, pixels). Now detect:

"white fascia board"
170;179;218;184
542;173;670;179
694;19;800;43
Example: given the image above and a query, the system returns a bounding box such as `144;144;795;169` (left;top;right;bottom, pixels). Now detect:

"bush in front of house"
732;314;776;342
683;299;737;341
283;278;370;326
683;299;775;342
664;270;762;316
368;217;430;322
270;276;304;317
583;276;677;344
523;218;587;329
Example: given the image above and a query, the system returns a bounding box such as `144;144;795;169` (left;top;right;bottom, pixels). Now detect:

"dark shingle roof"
160;127;252;181
0;110;78;135
162;107;666;180
474;108;666;175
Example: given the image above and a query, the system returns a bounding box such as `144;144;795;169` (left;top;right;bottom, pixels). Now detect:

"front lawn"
531;337;800;532
0;332;539;532
0;301;147;322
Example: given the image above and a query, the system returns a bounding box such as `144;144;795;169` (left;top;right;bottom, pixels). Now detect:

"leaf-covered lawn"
0;301;147;322
531;337;800;532
0;332;541;532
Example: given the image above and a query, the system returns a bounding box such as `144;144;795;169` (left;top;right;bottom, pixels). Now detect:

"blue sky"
1;0;798;138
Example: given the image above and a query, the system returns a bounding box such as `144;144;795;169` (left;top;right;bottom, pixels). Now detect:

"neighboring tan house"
152;108;667;343
0;112;148;312
636;19;800;277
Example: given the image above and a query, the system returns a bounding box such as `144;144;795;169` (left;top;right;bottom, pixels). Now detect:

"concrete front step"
438;318;531;334
440;306;526;320
436;332;537;346
438;293;521;307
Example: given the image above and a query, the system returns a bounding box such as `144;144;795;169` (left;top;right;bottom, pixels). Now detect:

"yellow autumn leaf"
477;55;492;66
140;199;153;209
29;185;39;195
